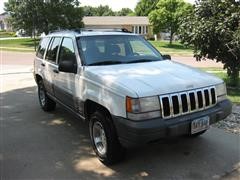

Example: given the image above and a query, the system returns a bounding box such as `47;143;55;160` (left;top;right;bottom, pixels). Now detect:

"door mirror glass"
59;60;76;73
162;54;171;60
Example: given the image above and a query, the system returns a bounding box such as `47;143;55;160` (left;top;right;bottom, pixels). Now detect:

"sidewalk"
0;36;31;40
0;47;33;51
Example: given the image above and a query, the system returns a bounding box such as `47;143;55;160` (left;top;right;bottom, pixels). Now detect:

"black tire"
89;110;125;165
188;130;207;137
37;80;56;111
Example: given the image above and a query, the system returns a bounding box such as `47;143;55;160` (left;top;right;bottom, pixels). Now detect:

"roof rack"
49;28;132;34
49;28;81;34
81;28;132;33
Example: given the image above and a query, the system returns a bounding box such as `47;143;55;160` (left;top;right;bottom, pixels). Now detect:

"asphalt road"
1;51;239;179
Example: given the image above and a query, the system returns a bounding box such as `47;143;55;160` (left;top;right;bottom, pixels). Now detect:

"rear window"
45;37;61;63
36;37;50;59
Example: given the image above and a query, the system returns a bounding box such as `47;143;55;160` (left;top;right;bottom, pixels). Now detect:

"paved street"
1;51;239;179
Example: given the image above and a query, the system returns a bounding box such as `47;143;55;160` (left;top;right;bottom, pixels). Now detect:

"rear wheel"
89;110;125;165
38;80;56;111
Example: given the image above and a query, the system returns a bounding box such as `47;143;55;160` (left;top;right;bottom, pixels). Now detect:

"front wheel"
89;111;125;165
38;80;56;111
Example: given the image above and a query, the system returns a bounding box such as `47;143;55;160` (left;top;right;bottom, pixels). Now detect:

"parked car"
34;29;232;165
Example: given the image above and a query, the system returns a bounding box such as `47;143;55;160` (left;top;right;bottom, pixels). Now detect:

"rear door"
54;37;77;109
44;37;62;95
35;37;50;86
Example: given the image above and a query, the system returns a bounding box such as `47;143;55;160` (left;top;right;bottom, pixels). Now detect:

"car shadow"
1;86;239;179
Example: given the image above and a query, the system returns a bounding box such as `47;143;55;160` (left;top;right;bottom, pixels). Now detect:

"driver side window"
59;38;77;65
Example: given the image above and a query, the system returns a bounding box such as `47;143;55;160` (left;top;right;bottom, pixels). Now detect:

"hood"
84;60;223;97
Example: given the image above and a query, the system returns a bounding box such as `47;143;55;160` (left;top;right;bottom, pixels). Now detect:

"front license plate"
191;116;210;134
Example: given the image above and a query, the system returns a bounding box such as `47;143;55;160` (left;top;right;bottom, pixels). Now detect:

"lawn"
200;68;240;104
0;38;193;56
149;40;193;56
0;38;39;52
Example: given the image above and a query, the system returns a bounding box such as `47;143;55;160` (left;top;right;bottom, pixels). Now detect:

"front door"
54;37;77;109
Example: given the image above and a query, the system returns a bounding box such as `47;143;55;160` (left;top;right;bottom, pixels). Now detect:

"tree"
83;6;97;16
83;5;115;16
135;0;159;16
4;0;84;35
116;8;133;16
94;5;115;16
179;0;240;85
149;0;193;44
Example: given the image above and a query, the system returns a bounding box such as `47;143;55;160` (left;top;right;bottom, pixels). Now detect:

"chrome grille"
160;86;217;118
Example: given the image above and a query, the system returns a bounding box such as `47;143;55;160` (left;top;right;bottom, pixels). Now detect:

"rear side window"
36;37;50;59
45;37;61;63
58;38;76;64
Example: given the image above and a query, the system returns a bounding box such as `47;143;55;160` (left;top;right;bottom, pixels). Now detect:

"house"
0;12;11;31
83;16;152;38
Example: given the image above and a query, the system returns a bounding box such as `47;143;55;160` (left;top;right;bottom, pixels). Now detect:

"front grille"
160;86;217;118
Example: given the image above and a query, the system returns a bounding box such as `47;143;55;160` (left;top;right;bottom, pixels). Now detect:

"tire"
188;130;207;137
37;80;56;111
89;110;125;165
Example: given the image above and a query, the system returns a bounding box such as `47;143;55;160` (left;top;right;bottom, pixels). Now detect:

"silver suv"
34;29;232;164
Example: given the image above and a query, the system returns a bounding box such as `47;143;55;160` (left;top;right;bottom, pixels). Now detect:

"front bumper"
112;99;232;147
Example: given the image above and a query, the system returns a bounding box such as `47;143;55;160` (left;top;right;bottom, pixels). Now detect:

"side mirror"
162;54;171;60
59;60;77;73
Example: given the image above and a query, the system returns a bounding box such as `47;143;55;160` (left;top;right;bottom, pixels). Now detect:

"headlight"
126;96;161;120
216;83;227;96
216;83;227;102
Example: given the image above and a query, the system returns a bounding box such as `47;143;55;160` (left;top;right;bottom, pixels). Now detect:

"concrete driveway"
1;51;239;179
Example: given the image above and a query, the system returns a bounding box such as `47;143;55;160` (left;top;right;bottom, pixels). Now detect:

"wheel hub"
93;121;107;155
39;85;46;106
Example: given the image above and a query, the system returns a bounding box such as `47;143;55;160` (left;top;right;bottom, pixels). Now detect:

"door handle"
53;69;59;73
41;63;45;67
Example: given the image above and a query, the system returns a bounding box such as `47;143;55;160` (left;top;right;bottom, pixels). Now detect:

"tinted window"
58;38;76;64
46;37;61;63
36;37;50;59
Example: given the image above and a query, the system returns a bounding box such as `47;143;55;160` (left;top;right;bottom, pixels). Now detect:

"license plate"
191;116;210;134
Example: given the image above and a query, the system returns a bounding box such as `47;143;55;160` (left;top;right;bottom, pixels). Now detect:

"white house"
0;12;11;31
83;16;153;38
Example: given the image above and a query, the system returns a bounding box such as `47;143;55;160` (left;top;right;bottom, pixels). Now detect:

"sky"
0;0;195;14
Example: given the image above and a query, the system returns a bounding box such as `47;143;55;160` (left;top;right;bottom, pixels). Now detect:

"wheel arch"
84;99;112;121
35;74;43;84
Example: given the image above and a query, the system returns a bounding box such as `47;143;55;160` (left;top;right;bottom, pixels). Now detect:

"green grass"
200;68;240;104
0;38;193;55
150;40;193;56
0;38;39;51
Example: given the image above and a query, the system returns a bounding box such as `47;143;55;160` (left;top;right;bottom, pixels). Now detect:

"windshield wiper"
126;59;156;64
88;61;123;66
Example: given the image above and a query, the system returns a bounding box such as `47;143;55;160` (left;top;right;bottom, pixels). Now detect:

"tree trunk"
228;67;240;87
170;31;174;45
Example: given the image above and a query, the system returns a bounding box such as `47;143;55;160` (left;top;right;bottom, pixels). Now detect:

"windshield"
77;35;163;66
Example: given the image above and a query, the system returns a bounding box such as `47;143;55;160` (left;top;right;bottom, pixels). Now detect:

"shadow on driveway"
1;86;240;179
